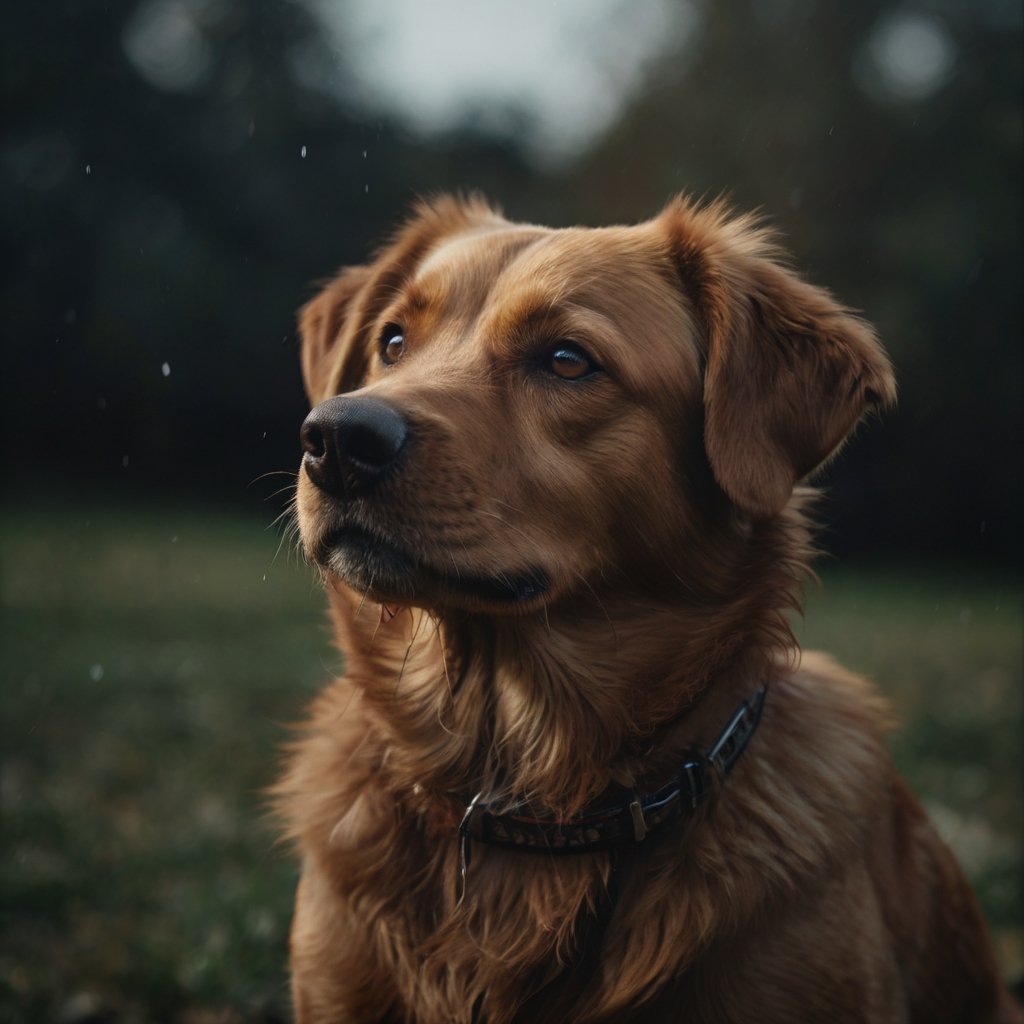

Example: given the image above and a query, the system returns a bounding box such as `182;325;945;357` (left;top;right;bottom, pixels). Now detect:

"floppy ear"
664;199;896;519
299;194;504;405
299;265;373;404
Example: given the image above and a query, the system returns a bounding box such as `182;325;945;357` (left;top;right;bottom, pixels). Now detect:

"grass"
0;503;336;1023
1;503;1020;1021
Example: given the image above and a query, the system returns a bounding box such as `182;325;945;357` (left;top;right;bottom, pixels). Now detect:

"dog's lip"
317;523;550;607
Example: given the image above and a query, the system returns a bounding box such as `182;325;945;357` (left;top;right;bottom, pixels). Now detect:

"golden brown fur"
276;196;1019;1023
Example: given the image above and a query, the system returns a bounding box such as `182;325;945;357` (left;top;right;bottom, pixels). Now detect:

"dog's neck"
328;535;802;819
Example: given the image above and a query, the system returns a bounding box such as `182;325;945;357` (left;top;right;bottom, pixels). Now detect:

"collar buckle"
628;798;648;841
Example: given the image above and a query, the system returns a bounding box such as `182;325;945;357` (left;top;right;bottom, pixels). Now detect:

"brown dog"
277;196;1019;1023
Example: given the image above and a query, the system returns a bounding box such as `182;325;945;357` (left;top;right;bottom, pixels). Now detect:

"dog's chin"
310;524;550;613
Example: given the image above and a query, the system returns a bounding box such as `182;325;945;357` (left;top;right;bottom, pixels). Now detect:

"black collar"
458;686;766;891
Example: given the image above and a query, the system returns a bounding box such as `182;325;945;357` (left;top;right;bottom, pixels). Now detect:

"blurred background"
2;0;1020;1020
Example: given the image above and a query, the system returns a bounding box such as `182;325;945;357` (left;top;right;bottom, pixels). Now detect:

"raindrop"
364;183;369;194
161;362;171;377
89;664;104;682
86;164;92;175
122;455;130;468
362;149;367;158
171;535;179;544
301;144;307;158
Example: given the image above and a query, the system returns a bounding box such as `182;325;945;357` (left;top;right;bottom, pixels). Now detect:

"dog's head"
295;195;894;614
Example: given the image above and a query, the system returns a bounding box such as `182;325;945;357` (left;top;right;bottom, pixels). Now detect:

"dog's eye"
380;326;406;365
548;343;597;381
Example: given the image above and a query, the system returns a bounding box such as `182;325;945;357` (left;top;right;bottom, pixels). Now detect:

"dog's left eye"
380;326;406;365
547;343;597;381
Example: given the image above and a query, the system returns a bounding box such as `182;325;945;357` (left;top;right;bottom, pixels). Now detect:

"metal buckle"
628;797;648;841
682;760;704;809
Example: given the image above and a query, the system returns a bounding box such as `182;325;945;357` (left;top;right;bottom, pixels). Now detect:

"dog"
276;195;1020;1023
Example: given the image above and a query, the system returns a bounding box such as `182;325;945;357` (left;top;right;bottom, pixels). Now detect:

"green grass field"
1;504;1020;1022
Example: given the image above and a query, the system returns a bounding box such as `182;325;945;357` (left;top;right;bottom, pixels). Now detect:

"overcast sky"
312;0;690;163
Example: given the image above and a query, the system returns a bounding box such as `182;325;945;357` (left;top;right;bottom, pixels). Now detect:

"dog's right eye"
380;326;406;366
547;343;598;381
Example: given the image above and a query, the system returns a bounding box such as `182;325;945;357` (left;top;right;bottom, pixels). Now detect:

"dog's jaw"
311;519;552;612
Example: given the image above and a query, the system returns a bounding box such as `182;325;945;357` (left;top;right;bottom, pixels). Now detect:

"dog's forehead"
412;225;550;308
412;221;683;328
497;226;675;306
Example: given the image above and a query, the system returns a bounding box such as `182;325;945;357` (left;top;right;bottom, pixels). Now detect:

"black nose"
300;395;409;497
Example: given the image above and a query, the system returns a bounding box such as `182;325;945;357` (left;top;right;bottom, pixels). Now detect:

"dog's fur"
277;196;1019;1023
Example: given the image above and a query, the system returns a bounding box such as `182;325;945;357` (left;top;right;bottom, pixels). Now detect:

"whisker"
264;483;300;503
265;495;301;570
249;469;299;488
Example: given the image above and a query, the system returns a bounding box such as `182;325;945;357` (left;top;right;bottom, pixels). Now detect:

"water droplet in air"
301;145;307;158
89;664;104;682
161;362;171;377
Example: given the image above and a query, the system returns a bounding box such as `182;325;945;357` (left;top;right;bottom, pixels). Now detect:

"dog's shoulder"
273;680;380;849
777;648;895;740
760;649;897;824
705;651;897;896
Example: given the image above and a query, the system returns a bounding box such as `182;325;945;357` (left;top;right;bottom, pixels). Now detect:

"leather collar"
458;686;766;891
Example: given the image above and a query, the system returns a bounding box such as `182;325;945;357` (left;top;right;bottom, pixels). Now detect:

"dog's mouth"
314;523;550;609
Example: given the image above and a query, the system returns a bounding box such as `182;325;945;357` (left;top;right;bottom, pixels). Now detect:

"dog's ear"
299;195;503;405
299;265;373;404
663;199;896;519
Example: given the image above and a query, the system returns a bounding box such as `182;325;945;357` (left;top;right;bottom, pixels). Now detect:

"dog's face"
295;196;894;614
